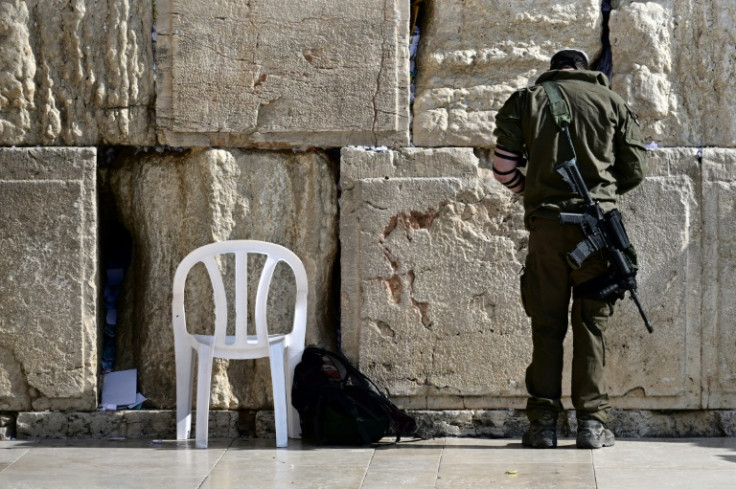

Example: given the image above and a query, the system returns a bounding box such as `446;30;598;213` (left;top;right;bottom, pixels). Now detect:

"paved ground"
1;436;735;488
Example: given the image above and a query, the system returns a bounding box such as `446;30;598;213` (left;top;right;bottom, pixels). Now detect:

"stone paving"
1;436;735;488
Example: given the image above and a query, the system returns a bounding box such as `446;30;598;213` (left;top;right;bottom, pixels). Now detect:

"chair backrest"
172;240;308;359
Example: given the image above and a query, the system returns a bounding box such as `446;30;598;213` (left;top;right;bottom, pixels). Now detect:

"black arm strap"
493;150;526;162
503;170;524;189
492;165;516;176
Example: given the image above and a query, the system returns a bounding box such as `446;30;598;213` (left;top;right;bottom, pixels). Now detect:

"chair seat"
191;333;288;359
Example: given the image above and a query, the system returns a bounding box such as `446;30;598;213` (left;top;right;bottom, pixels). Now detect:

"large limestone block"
610;1;736;146
104;148;338;409
0;147;97;411
701;149;736;408
412;0;602;147
156;0;409;148
341;147;702;410
0;1;154;145
341;147;530;409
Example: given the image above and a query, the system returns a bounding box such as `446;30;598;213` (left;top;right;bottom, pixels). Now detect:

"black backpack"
291;346;417;445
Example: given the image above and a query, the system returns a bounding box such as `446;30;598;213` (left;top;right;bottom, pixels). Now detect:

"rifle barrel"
630;290;654;334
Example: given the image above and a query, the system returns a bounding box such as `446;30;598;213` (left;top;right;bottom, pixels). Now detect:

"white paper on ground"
101;369;138;407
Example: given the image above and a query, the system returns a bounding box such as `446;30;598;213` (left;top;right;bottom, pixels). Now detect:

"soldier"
492;49;648;448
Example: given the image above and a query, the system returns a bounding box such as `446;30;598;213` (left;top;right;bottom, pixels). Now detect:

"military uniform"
493;69;647;424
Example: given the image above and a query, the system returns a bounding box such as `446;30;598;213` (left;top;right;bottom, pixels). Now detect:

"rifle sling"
542;80;598;266
541;81;572;130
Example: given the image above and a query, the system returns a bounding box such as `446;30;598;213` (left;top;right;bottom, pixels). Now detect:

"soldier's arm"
612;105;648;194
493;147;526;194
493;90;527;195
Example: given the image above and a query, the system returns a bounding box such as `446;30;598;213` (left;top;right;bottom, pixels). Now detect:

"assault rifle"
555;129;653;334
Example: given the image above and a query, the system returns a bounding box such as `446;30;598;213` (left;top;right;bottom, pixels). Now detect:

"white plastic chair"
172;240;308;448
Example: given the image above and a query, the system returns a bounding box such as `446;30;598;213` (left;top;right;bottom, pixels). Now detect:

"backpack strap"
541;81;572;129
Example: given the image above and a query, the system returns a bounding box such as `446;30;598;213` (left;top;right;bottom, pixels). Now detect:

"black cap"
550;49;589;70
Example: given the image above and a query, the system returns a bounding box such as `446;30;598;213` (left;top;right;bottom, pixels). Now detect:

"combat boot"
522;413;557;448
576;419;615;449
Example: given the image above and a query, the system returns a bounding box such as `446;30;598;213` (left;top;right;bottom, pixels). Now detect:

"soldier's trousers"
521;216;615;424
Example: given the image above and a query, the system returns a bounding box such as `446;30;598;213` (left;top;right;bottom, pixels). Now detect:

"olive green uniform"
494;69;647;423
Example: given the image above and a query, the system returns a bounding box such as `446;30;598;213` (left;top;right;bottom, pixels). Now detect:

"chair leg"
195;347;214;449
286;347;304;439
269;339;288;448
175;344;195;440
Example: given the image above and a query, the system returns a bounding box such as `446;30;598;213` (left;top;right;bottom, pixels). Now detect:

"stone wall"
0;147;97;411
2;0;736;438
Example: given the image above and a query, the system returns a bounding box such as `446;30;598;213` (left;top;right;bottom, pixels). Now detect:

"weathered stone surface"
156;0;409;148
341;147;702;411
16;410;238;440
610;0;736;146
413;409;736;439
701;149;736;408
0;147;97;411
341;147;529;410
0;1;154;145
412;0;602;147
104;148;339;409
607;409;736;438
414;409;528;439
